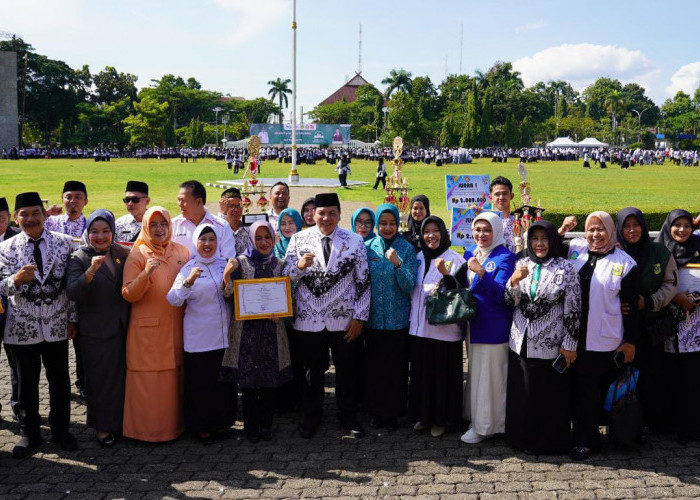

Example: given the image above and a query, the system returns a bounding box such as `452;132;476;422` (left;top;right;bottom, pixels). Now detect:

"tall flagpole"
288;0;299;183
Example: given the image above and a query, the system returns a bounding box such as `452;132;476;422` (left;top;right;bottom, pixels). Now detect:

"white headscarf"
471;211;505;262
192;224;220;265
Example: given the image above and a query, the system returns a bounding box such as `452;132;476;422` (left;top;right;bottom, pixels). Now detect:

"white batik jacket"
284;226;370;332
0;229;78;344
505;256;582;359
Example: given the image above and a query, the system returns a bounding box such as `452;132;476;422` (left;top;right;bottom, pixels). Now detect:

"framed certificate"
233;277;293;320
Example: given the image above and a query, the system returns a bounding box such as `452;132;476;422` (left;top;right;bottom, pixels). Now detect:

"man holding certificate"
284;193;371;439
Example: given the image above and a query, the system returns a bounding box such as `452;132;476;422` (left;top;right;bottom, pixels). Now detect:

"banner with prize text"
450;208;478;247
445;175;491;211
249;123;351;145
446;175;491;247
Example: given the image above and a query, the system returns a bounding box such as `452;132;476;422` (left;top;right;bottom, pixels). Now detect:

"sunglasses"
123;196;145;204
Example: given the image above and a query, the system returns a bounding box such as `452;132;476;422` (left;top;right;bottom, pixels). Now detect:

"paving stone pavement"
1;348;699;499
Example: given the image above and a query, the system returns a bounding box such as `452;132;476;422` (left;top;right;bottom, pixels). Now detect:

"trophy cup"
511;164;545;253
239;136;267;215
384;137;411;231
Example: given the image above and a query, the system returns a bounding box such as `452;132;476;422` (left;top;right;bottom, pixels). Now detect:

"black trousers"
338;173;347;187
242;388;276;431
298;330;361;422
2;342;20;419
6;340;71;438
73;337;84;390
372;176;386;189
572;350;618;450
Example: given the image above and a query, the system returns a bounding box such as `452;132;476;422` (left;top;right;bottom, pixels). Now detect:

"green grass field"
1;157;698;229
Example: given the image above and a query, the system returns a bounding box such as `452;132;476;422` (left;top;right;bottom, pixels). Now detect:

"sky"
3;0;700;120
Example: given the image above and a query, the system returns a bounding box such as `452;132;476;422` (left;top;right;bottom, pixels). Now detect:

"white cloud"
666;62;700;97
513;43;659;92
514;20;546;34
214;0;289;47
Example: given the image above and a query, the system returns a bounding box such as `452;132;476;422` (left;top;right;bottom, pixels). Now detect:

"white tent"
546;136;579;148
577;137;609;147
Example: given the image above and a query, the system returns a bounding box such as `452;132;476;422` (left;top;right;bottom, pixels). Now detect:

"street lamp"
288;0;299;183
631;108;650;144
212;106;223;146
222;114;229;142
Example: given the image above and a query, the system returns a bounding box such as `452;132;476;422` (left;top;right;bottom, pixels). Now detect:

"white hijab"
471;211;505;263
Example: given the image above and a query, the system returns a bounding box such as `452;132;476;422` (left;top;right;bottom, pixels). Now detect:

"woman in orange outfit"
121;206;189;442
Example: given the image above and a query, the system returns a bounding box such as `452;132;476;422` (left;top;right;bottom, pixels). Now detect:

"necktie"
30;238;44;278
322;236;331;266
529;263;541;299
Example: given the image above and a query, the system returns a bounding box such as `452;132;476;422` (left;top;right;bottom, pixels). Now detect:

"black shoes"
569;445;595;460
298;419;319;439
12;435;43;459
52;432;78;451
369;415;383;429
339;414;366;439
96;432;116;448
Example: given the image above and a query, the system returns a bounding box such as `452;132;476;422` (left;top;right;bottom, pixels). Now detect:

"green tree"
267;77;292;124
93;66;138;104
381;68;413;98
123;96;169;147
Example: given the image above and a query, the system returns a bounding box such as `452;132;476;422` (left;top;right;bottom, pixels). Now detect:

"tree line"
2;37;700;149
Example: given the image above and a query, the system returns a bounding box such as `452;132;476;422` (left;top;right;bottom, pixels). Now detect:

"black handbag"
425;278;477;325
645;311;678;346
606;365;643;447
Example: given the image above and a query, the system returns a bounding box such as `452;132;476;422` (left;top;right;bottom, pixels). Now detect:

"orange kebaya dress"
121;207;190;442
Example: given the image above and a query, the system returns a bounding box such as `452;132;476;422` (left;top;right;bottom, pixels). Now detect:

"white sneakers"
460;427;491;444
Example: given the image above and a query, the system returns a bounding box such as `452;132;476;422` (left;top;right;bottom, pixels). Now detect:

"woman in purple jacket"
459;212;516;444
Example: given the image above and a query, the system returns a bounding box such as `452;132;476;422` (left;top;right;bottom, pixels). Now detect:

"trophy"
511;163;545;253
239;136;268;214
384;137;411;231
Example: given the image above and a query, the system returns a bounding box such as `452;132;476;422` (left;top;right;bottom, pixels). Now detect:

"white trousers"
464;340;509;435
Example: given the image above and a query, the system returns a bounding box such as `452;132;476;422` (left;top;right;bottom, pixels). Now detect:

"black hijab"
616;207;650;265
525;220;563;263
405;195;431;248
419;216;451;276
655;209;700;266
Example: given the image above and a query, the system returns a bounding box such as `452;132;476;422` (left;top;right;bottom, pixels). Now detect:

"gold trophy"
512;164;545;253
239;136;268;214
384;137;411;231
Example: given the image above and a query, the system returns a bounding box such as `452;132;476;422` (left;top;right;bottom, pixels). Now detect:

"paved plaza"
1;348;699;500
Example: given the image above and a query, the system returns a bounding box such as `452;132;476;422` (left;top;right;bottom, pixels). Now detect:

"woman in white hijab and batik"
458;211;516;444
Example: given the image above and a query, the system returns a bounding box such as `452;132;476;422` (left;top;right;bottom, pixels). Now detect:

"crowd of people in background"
3;144;699;168
2;173;700;464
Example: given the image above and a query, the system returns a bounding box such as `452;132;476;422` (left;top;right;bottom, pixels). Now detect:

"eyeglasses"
123;196;145;204
149;222;169;230
355;221;373;228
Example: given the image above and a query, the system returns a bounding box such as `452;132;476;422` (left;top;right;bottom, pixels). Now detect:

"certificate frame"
233;276;293;320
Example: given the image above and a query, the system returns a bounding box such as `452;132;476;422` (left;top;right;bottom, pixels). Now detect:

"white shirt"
171;209;236;259
166;258;230;353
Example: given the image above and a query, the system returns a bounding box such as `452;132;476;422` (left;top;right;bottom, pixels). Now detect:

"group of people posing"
1;175;699;464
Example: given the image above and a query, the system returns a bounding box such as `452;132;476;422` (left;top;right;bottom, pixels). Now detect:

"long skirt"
364;328;408;418
464;341;508;435
505;349;572;453
123;366;184;442
634;335;672;433
81;334;126;432
184;349;237;433
408;336;463;427
673;351;700;442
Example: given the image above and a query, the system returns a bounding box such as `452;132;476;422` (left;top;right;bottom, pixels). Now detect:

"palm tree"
381;68;413;98
267;77;292;124
604;90;625;131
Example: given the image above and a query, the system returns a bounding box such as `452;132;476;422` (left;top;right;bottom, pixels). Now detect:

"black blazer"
66;243;130;339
